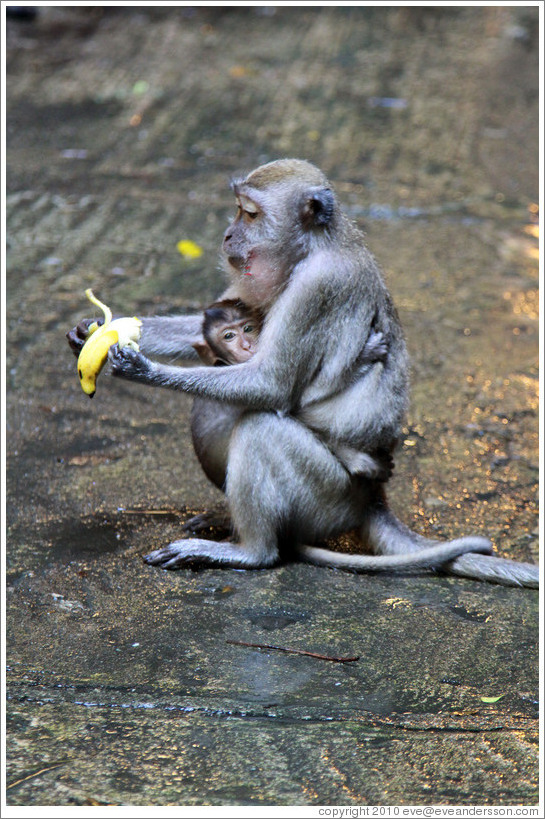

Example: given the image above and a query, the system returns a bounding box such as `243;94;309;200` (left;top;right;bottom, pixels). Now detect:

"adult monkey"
68;159;538;587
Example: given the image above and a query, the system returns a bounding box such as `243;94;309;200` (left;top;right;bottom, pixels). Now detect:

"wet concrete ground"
4;5;540;808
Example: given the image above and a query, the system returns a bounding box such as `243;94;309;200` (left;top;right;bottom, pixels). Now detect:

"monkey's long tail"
298;533;492;574
371;506;539;588
300;504;538;588
440;551;539;588
368;506;539;587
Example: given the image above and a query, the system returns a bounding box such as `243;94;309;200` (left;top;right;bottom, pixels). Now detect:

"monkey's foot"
353;451;394;481
182;511;232;538
143;538;277;570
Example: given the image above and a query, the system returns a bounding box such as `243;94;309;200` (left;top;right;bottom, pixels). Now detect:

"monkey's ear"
192;341;217;366
300;187;335;228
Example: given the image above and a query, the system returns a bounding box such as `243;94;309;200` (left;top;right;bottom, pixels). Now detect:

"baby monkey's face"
212;317;260;364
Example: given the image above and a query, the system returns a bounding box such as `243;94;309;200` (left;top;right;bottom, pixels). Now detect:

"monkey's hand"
109;344;155;382
66;317;103;358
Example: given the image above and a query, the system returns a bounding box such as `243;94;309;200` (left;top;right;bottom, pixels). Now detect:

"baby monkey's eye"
243;324;255;333
222;331;236;341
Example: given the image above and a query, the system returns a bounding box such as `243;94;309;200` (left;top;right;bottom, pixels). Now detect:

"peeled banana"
77;289;142;398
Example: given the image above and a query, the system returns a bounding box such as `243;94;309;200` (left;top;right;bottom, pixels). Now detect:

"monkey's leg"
143;537;276;570
145;404;248;568
190;399;242;490
144;412;287;570
144;412;358;571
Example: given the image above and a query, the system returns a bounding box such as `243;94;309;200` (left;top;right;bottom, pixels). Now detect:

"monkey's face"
222;161;339;313
222;193;267;273
223;162;337;282
210;318;260;364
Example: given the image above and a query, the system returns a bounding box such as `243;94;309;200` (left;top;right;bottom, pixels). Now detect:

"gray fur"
138;315;204;359
192;302;391;481
103;159;537;588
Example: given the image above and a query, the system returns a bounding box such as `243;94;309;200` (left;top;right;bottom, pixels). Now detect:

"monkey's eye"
222;331;236;341
237;196;260;220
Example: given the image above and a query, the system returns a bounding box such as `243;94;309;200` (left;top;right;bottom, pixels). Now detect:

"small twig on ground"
226;639;359;663
120;508;183;516
7;761;69;790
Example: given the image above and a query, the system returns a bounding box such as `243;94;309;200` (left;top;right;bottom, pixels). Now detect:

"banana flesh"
77;289;142;397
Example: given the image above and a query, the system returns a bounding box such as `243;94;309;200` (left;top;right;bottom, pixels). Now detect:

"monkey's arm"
109;342;305;411
67;314;205;361
138;315;204;359
109;269;341;410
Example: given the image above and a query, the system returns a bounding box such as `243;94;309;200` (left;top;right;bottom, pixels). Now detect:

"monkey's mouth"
227;255;245;270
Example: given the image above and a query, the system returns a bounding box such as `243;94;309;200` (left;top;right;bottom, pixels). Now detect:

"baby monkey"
193;298;263;367
192;298;393;481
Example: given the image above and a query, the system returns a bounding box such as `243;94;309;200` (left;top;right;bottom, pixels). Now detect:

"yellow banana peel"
77;289;142;397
